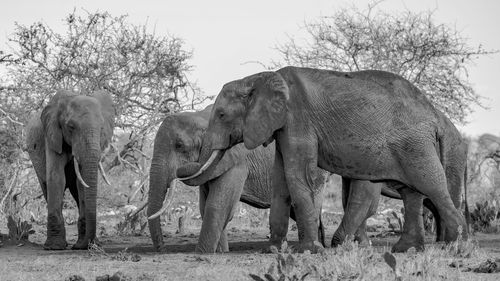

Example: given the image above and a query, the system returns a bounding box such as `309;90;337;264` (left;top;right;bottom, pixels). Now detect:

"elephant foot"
293;241;324;254
72;239;88;250
72;237;100;250
391;237;424;253
444;220;468;243
331;234;354;248
43;237;68;250
152;242;167;252
355;233;371;247
216;245;229;253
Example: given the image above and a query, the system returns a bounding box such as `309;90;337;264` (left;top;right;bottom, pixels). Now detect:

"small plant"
116;211;148;236
88;241;107;258
383;252;402;281
110;247;142;262
7;215;35;241
386;209;404;234
446;226;480;259
470;199;500;232
96;271;132;281
249;251;313;281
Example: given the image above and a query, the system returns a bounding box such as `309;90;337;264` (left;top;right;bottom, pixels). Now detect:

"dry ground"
1;221;500;281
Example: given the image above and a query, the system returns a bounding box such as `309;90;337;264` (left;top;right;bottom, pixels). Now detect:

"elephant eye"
175;140;184;151
248;88;255;98
218;111;225;120
67;121;76;132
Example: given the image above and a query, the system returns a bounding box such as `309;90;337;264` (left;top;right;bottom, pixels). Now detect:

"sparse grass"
248;237;495;281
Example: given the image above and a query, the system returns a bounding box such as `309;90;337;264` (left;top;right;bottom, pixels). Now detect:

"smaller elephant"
147;105;327;253
26;90;114;250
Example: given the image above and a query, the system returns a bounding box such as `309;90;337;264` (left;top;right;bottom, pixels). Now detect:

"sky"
0;0;499;136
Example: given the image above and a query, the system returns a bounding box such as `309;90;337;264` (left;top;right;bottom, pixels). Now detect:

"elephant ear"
243;72;289;149
40;91;71;154
92;90;115;150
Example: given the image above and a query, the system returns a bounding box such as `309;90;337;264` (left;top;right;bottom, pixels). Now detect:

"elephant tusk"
148;179;177;220
129;201;148;218
177;150;222;181
73;157;90;188
98;161;112;186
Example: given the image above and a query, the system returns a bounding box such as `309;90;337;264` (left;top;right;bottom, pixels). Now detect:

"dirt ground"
1;222;500;281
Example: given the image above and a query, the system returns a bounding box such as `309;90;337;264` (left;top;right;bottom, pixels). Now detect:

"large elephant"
26;90;114;250
177;67;468;253
146;105;327;253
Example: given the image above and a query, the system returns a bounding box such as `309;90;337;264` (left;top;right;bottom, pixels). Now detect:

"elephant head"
177;71;289;181
41;89;114;245
146;105;250;251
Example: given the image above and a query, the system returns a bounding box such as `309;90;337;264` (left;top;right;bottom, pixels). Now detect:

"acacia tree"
272;3;496;123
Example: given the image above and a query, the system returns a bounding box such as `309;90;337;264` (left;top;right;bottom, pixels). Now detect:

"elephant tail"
463;160;470;234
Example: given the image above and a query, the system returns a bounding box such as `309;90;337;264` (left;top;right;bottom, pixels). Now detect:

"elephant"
177;66;468;253
146;105;327;253
26;90;114;250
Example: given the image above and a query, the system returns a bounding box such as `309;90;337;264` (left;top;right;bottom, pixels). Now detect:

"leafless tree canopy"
0;10;211;200
1;10;209;134
272;4;496;124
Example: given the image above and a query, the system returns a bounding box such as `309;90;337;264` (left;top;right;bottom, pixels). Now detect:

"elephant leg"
200;185;229;253
332;180;380;247
290;206;325;247
64;160;86;249
44;147;68;250
392;187;425;252
72;180;88;250
195;165;247;253
269;148;291;250
356;182;381;245
216;228;229;253
401;150;467;242
341;178;370;244
281;144;324;253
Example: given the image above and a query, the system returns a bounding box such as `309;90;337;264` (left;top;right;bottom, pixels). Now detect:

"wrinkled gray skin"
335;71;468;252
147;105;327;253
339;181;464;252
26;90;114;250
178;67;468;253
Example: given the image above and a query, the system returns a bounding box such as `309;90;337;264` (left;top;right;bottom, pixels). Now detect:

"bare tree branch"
271;3;497;124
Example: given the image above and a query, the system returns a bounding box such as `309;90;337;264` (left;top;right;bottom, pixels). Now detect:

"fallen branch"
0;108;24;126
0;169;19;213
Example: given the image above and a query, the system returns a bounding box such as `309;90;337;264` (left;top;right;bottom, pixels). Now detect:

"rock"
109;271;132;281
65;275;85;281
95;275;110;281
130;253;142;262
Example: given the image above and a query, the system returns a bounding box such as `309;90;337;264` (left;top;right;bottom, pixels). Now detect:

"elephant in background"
178;66;468;253
147;105;327;253
26;90;114;250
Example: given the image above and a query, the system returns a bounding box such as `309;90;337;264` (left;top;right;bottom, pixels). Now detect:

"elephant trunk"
147;158;172;251
77;136;100;244
176;134;225;182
